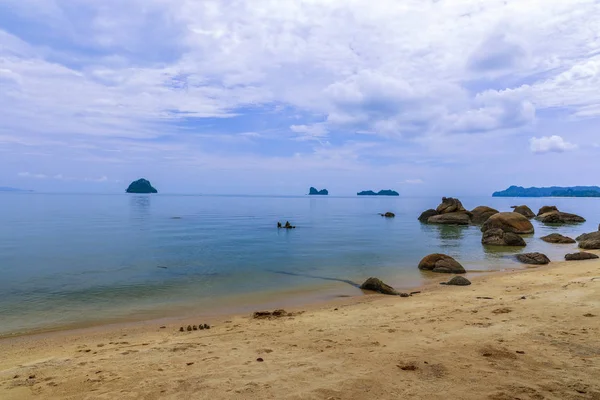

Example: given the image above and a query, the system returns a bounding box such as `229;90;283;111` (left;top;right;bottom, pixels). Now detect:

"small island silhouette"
493;185;600;197
126;179;158;194
357;189;399;196
309;187;329;195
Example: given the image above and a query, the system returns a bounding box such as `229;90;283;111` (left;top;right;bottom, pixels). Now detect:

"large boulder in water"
516;252;550;265
436;197;466;214
360;277;402;295
537;206;558;216
418;254;466;274
126;178;158;194
418;209;438;222
427;212;470;225
536;211;586;224
470;206;499;224
511;205;535;219
565;252;599;261
481;212;534;234
540;233;576;244
577;231;600;250
482;228;526;246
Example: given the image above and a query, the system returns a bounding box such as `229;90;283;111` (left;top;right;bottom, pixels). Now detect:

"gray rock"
418;209;438;222
418;254;466;274
436;197;466;214
540;233;576;244
516;252;550;265
443;276;472;286
565;252;599;261
427;212;470;225
470;206;499;224
511;205;535;219
481;212;534;234
360;277;402;296
537;206;558;216
380;212;395;218
482;228;526;247
577;231;600;249
536;211;586;224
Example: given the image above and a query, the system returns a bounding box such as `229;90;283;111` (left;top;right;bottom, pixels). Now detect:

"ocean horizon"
1;192;598;337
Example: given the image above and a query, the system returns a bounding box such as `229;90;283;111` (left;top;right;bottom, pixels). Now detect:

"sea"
0;193;598;336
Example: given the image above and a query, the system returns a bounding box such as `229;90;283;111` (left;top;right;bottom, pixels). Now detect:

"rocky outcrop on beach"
565;252;599;261
441;276;472;286
418;254;466;274
427;213;470;225
536;211;586;224
537;206;558;216
418;209;438;222
481;228;526;246
436;197;466;214
540;233;576;244
360;277;406;296
380;212;395;218
516;252;550;265
576;231;600;249
481;212;534;234
126;178;158;194
511;205;535;219
470;206;499;224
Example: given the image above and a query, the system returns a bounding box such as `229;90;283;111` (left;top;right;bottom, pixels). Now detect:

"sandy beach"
1;254;599;400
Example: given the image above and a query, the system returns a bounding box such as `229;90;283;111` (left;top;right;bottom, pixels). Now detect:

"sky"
1;0;599;196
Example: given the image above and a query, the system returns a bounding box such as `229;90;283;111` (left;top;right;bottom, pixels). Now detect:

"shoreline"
2;254;599;398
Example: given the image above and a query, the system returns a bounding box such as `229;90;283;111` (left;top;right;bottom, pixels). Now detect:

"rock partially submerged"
427;212;470;225
536;211;586;224
540;233;576;244
565;252;599;261
538;206;558;216
436;197;466;214
511;205;535;219
380;212;395;218
277;221;296;229
441;276;472;286
418;209;438;222
516;252;550;265
360;277;407;296
481;212;534;234
482;228;526;246
470;206;499;224
577;231;600;249
418;254;466;274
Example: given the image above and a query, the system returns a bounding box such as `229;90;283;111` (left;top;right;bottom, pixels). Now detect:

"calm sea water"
0;193;598;336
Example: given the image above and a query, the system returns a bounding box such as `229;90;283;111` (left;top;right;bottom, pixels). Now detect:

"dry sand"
1;254;599;400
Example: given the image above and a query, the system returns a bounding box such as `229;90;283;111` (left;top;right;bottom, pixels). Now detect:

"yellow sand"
1;254;599;400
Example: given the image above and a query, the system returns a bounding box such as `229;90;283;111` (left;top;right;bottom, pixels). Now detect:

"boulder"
516;252;550;265
565;252;600;261
360;277;402;295
427;212;470;225
511;205;535;219
380;212;395;218
436;197;466;214
536;211;586;224
577;231;600;250
470;206;499;224
418;209;438;222
481;212;534;234
540;233;576;244
441;276;472;286
537;206;558;216
481;228;526;246
418;254;466;274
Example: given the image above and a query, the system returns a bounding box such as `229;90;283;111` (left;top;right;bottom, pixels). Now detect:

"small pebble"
192;325;198;331
516;351;525;354
179;327;184;332
186;325;192;331
160;326;166;329
186;362;194;366
29;375;36;379
204;324;210;329
199;325;205;330
256;358;264;362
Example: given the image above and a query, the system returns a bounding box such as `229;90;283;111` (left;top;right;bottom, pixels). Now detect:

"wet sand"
1;253;599;399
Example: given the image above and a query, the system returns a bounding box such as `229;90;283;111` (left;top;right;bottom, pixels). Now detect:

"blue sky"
1;0;599;195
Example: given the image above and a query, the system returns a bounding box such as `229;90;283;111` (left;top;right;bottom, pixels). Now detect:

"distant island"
309;187;328;195
126;179;158;194
493;185;600;197
357;189;399;196
0;187;32;192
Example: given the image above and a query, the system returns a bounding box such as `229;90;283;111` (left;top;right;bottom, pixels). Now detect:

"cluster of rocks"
179;323;210;332
481;212;533;246
277;221;296;229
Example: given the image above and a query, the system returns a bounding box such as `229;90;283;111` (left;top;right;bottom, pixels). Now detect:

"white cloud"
403;179;424;184
529;135;578;154
18;172;47;179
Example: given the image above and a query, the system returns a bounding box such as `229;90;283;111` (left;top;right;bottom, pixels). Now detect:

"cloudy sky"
1;0;599;195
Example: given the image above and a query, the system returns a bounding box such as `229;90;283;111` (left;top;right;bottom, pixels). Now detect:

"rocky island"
493;185;600;197
357;189;399;196
308;187;329;195
126;178;158;194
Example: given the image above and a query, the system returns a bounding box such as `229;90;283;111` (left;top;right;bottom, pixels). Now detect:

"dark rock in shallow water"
577;231;600;249
565;252;599;261
511;205;535;219
537;205;558;216
482;228;526;247
309;187;328;195
540;233;576;244
441;276;471;286
360;277;404;296
126;178;157;194
470;206;499;224
436;197;466;214
418;254;466;274
278;221;296;229
418;209;438;222
536;211;586;224
481;212;534;234
427;212;470;225
380;212;395;218
516;252;550;265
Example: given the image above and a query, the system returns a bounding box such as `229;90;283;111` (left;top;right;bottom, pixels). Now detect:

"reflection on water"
129;195;151;218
